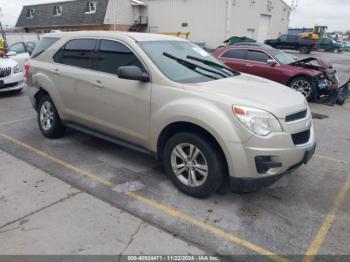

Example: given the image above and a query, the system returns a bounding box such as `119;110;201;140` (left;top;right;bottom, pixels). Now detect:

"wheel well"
157;121;228;170
34;88;49;110
287;74;315;86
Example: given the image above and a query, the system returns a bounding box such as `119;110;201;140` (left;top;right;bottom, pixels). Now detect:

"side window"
287;35;298;41
246;50;270;63
221;49;246;60
96;39;145;74
9;43;26;54
54;38;97;69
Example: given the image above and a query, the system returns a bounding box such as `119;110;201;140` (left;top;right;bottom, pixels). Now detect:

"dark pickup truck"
264;34;315;54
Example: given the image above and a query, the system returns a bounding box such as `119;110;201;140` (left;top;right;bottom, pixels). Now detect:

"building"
146;0;291;48
16;0;148;33
16;0;291;49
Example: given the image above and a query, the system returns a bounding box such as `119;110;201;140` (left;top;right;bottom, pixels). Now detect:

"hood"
0;57;18;68
189;74;307;119
290;57;332;69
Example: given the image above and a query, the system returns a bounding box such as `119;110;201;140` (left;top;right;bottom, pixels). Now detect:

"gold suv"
27;31;316;198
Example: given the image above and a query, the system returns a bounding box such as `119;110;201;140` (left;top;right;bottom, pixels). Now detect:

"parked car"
212;45;339;101
317;38;344;53
27;32;316;197
0;56;25;93
340;41;350;51
264;34;315;54
7;41;37;70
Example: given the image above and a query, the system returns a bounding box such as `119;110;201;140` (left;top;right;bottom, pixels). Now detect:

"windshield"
138;40;234;83
270;49;296;64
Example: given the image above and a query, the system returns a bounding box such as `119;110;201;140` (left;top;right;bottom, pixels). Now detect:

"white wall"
104;0;137;25
144;0;290;49
5;33;41;46
229;0;290;43
145;0;227;49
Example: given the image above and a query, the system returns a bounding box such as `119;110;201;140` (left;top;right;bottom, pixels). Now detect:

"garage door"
257;14;271;42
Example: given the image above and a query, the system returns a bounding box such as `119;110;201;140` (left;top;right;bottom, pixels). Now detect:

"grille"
292;130;310;145
0;67;12;78
286;110;307;122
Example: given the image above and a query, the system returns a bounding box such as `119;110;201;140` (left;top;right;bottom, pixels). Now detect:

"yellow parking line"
0;133;289;262
302;172;350;262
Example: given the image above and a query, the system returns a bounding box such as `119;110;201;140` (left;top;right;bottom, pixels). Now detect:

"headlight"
13;65;20;74
233;105;282;136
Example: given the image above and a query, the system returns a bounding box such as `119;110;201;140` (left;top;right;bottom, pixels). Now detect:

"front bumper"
0;72;25;93
226;118;316;180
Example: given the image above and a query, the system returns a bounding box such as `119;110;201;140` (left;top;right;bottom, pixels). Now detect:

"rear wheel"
288;76;316;101
163;132;225;198
37;95;65;138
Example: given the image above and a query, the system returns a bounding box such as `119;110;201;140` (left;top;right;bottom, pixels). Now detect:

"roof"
16;0;109;28
42;31;187;42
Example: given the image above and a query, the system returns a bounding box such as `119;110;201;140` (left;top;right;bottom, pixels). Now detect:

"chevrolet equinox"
27;32;316;198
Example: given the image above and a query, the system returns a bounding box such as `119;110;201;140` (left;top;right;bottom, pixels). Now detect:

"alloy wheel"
40;101;54;131
170;143;208;187
291;79;312;98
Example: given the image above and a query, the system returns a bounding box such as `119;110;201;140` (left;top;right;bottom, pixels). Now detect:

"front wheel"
288;77;316;101
163;132;225;198
37;95;65;138
299;46;310;54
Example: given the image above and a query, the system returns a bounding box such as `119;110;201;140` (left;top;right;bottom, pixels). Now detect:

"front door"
77;39;151;147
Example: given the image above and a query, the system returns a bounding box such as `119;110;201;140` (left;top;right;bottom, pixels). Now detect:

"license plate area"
0;80;4;88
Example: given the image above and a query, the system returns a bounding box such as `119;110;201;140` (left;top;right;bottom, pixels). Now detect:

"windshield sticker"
193;47;209;57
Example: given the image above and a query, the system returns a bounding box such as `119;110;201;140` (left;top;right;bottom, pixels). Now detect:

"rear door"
8;42;30;70
219;48;248;72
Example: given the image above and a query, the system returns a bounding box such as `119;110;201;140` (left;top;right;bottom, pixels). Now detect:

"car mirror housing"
117;66;150;82
267;59;277;66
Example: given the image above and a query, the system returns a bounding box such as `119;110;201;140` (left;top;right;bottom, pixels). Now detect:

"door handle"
51;68;60;75
245;64;254;67
94;80;104;88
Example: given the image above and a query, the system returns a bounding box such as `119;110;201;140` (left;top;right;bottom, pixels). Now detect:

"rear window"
31;37;59;58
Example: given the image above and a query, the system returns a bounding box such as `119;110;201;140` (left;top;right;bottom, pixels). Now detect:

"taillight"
24;62;30;78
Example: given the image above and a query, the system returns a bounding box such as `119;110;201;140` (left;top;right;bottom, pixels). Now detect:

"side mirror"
117;66;150;82
7;51;17;56
267;59;277;66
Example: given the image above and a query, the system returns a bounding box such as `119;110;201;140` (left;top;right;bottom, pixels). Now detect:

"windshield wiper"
186;55;240;76
163;52;227;79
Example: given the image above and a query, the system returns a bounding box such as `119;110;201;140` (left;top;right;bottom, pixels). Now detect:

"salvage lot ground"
0;51;349;261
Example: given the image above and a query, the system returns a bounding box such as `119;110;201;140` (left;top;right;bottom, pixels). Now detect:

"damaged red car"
212;44;340;101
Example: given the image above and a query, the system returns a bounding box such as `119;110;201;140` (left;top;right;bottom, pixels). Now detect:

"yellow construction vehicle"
299;25;328;40
157;32;190;40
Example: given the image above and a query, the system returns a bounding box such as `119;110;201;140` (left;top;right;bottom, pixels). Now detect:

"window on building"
53;38;97;69
221;49;246;60
53;5;62;16
85;2;97;14
26;8;35;19
246;50;270;63
96;40;145;74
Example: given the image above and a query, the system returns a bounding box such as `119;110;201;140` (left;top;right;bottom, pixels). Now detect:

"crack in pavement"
0;191;82;230
120;221;144;256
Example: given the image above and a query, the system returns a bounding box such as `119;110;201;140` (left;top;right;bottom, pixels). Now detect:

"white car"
0;57;25;93
7;41;36;70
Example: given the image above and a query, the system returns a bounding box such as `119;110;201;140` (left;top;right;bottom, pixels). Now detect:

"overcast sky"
0;0;349;31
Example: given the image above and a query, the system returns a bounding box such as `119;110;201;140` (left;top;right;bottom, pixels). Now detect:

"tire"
163;132;225;198
288;76;317;101
333;48;340;53
299;46;310;54
336;94;345;105
37;95;65;138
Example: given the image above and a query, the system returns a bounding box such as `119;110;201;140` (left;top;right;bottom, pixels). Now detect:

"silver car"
27;31;316;197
